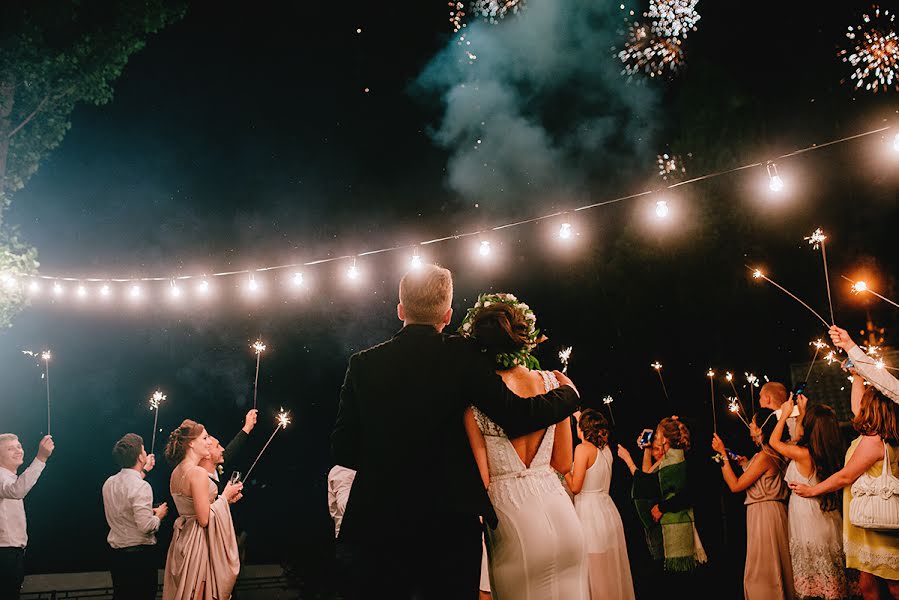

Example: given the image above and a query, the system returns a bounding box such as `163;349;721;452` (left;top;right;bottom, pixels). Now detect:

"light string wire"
21;124;894;285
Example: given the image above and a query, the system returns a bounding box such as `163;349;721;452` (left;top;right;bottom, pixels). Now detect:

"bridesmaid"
566;409;635;600
713;408;794;600
163;420;244;600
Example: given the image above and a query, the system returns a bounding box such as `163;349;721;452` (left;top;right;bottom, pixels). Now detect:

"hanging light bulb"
292;272;304;287
410;251;423;269
198;279;210;294
655;200;669;219
170;280;181;299
130;283;141;299
100;284;111;298
766;162;784;192
76;284;87;299
28;280;41;294
247;273;259;292
347;258;359;280
53;282;64;296
479;240;492;256
894;132;899;152
558;222;573;240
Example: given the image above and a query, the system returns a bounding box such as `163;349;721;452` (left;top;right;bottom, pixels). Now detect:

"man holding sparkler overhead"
331;264;580;599
0;433;54;600
199;409;258;494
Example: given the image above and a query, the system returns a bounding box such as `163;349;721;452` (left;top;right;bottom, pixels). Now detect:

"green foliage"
0;1;185;327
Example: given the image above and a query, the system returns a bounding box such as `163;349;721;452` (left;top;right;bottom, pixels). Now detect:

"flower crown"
459;293;541;369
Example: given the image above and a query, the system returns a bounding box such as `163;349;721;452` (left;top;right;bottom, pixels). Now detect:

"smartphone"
229;471;242;485
638;429;654;449
842;358;855;371
725;448;740;461
792;381;807;397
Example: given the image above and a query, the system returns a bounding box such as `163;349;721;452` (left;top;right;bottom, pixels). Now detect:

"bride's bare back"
500;366;560;468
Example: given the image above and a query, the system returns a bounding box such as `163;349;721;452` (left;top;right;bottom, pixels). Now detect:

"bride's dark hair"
471;303;531;362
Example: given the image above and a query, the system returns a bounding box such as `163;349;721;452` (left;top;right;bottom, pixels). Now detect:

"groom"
332;264;579;599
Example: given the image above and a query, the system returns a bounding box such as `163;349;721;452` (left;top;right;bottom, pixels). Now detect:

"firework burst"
473;0;527;24
645;0;701;39
449;1;468;33
657;153;688;180
618;22;684;78
840;6;899;93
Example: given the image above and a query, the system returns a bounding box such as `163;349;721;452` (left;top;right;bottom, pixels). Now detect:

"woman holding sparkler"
712;408;793;600
565;409;635;600
769;396;848;600
163;420;243;600
461;295;588;599
791;387;899;598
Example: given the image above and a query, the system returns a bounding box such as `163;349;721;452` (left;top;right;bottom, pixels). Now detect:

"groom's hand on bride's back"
552;371;579;397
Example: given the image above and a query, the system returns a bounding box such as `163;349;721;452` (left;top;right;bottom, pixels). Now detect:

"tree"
0;0;185;326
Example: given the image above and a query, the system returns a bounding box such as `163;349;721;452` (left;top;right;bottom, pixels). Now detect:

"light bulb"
130;284;141;299
53;282;64;296
28;280;40;294
170;282;181;299
100;284;110;297
769;174;784;192
247;277;259;292
292;272;304;286
410;254;423;269
198;279;210;294
76;285;87;298
479;240;491;256
655;200;669;219
853;280;868;293
347;259;359;280
893;132;899;152
558;222;572;239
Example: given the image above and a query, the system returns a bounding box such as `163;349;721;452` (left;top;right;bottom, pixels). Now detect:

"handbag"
849;442;899;531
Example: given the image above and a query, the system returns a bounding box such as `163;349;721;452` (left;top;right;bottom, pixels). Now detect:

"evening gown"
472;370;588;600
163;469;240;600
743;453;794;600
784;460;846;599
573;445;635;600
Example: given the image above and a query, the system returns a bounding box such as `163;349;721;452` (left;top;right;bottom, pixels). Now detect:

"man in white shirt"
758;381;798;439
0;433;54;600
102;433;168;600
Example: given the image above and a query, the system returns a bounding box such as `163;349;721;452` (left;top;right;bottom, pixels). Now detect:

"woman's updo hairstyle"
657;416;691;451
578;409;610;449
165;419;205;465
471;303;530;360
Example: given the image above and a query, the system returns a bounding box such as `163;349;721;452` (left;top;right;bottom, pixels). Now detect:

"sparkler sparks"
805;228;826;250
843;275;899;308
875;358;886;370
150;390;166;410
840;6;899;94
728;397;740;413
277;409;291;430
559;347;573;373
149;389;167;454
252;340;267;355
244;408;293;481
805;228;835;325
708;369;717;432
810;338;828;350
652;361;663;371
251;339;267;409
651;361;670;402
657;153;686;180
745;373;759;387
603;395;614;405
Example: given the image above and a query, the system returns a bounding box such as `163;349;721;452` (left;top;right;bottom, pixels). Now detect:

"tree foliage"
0;0;185;326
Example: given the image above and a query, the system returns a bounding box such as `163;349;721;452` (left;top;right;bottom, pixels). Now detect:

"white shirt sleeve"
849;345;899;403
0;459;45;499
131;481;160;535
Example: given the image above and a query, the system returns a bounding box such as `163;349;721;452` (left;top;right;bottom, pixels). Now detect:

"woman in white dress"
769;396;848;600
565;409;635;600
462;293;588;600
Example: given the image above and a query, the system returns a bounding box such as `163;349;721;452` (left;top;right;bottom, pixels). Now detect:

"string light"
766;162;784;192
76;284;87;299
130;284;141;299
14;124;894;308
347;258;360;280
410;251;423;269
198;279;210;295
1;274;15;288
655;199;670;218
292;272;304;287
28;280;40;294
247;273;259;293
558;222;573;240
100;284;111;298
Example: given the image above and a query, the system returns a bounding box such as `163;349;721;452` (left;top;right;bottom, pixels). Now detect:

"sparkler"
805;338;829;380
651;361;671;402
728;396;750;429
843;275;899;308
707;369;717;433
724;371;748;417
149;390;166;455
559;347;573;374
805;228;835;326
244;409;291;482
602;395;615;426
745;372;760;414
839;6;898;94
748;267;830;328
41;351;51;434
251;339;266;410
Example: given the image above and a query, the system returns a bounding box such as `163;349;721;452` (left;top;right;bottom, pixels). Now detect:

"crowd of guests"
1;262;898;600
0;410;258;599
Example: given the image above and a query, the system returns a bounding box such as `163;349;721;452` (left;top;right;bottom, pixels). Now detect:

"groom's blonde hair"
399;264;453;325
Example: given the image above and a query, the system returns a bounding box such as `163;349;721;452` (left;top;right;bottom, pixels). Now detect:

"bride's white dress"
473;371;588;600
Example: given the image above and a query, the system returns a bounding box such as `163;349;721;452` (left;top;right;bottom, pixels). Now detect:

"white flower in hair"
484;301;492;306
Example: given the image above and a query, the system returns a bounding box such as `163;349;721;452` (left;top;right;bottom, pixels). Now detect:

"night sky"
1;0;898;591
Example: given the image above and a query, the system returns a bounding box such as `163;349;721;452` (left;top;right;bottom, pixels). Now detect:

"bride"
462;293;588;599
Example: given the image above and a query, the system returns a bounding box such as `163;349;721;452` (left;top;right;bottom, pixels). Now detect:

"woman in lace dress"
791;385;899;599
769;396;847;599
462;294;588;599
163;420;244;600
713;408;794;600
565;409;635;600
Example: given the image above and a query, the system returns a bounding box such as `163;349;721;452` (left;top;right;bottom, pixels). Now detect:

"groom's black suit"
332;324;579;599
